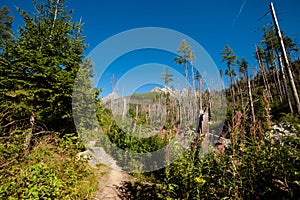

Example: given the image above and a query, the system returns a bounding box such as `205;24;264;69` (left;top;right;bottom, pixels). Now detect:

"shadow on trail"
116;181;162;200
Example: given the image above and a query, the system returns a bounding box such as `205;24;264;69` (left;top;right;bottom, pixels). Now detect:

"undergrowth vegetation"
99;110;300;199
1;0;300;199
0;132;98;199
0;0;99;198
156;116;300;199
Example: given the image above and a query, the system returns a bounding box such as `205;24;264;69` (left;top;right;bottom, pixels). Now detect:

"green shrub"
0;134;98;200
154;124;300;199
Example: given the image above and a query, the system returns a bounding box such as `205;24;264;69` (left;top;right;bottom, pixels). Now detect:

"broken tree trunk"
24;112;35;155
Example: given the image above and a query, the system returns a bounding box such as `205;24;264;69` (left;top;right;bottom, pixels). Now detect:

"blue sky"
3;0;300;97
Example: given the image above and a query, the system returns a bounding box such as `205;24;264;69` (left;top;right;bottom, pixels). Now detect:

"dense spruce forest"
1;0;300;199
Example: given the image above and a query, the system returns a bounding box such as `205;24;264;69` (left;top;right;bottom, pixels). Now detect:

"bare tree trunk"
50;0;60;37
243;76;248;112
270;2;300;112
202;110;209;135
256;47;273;102
247;79;256;124
111;74;115;93
271;68;282;102
275;67;284;102
231;78;237;106
189;92;193;123
278;55;294;113
122;98;126;121
25;112;35;155
267;51;283;103
191;65;195;91
148;104;151;125
184;63;189;90
132;105;139;133
228;76;236;106
198;78;203;112
236;79;244;110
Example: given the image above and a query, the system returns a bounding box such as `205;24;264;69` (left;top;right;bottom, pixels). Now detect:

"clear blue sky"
3;0;300;97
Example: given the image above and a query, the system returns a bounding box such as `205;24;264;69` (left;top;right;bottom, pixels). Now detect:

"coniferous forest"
1;0;300;199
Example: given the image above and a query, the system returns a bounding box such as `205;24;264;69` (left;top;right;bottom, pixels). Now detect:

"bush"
0;134;98;200
154;124;300;199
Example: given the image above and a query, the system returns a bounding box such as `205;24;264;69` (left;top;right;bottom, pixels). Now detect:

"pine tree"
0;6;13;47
161;67;173;88
237;57;248;110
222;44;237;105
174;40;196;90
1;0;87;132
72;58;100;142
260;26;299;111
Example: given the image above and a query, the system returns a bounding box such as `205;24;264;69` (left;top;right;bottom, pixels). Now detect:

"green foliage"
0;6;13;46
237;57;248;80
222;44;237;79
93;103;168;171
278;113;300;133
292;60;300;88
72;58;101;132
161;67;173;87
174;39;196;89
0;1;100;199
176;39;196;62
1;1;300;199
0;0;87;132
253;92;268;129
59;133;86;154
0;117;98;199
0;141;97;199
106;123;166;154
154;127;300;199
131;91;160;100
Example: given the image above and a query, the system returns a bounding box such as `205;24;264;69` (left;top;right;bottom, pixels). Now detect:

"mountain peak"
151;86;174;94
102;92;119;103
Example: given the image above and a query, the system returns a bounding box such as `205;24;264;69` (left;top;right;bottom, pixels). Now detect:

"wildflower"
194;177;206;184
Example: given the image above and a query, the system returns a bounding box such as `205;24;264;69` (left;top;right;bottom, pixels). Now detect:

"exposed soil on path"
92;166;134;200
81;146;135;200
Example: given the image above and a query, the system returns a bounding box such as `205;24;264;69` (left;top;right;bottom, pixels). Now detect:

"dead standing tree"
174;40;197;124
270;2;300;112
278;55;294;113
255;45;273;102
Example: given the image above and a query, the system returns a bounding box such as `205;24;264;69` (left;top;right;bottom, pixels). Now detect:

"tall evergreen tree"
161;67;173;88
221;44;237;105
72;58;100;142
237;57;248;81
1;0;87;132
0;6;13;47
174;40;195;90
237;57;249;110
261;26;299;110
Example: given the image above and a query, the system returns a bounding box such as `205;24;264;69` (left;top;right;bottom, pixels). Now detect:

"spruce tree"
222;44;237;105
161;67;173;88
1;0;87;132
0;6;13;47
